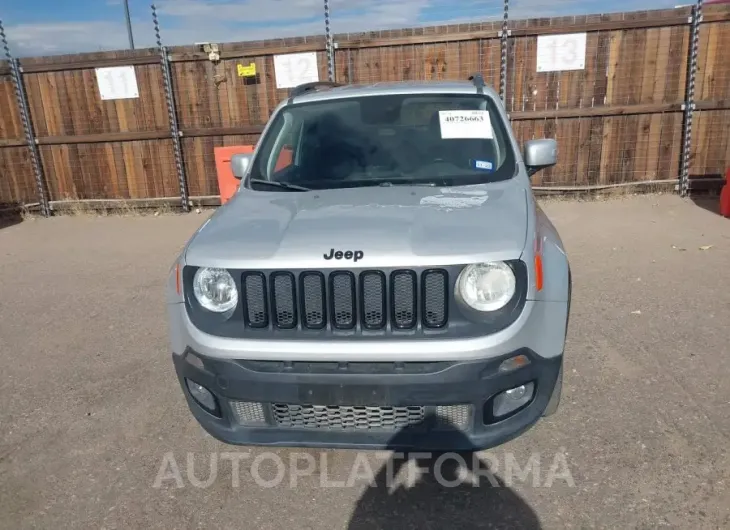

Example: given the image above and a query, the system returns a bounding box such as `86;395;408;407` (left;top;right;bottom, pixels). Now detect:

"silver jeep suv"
166;75;571;451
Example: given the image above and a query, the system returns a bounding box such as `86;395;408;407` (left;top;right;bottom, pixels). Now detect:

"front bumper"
173;348;562;451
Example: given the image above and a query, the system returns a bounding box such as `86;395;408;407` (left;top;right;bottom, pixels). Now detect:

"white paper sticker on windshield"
438;110;493;139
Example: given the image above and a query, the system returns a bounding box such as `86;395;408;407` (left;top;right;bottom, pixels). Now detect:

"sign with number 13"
536;33;587;72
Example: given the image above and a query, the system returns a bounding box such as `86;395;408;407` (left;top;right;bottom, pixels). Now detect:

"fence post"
679;0;703;197
1;21;49;216
499;0;510;104
152;4;190;212
324;0;335;82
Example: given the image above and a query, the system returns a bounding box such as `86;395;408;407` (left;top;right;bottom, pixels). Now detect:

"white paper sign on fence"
536;33;587;72
95;66;140;100
273;52;319;89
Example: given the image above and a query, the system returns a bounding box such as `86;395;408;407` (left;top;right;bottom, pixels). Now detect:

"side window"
271;128;295;174
262;112;299;179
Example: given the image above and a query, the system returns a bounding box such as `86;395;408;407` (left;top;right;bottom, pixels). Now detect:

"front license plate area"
297;384;390;406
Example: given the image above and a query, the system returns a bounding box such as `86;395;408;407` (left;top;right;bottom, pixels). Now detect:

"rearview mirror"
524;139;557;177
231;153;252;180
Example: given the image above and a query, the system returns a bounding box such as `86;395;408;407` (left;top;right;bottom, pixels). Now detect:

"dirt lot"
1;194;729;529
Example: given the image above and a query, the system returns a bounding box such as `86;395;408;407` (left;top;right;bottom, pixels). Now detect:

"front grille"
230;401;474;431
272;404;426;430
240;269;449;331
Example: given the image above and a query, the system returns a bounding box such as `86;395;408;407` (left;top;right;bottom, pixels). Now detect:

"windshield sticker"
438;110;494;139
471;159;494;172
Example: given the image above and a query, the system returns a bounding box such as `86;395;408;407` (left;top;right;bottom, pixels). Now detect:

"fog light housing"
492;382;535;419
505;385;527;400
185;378;219;416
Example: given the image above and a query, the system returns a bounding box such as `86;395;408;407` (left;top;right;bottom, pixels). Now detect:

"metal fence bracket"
153;4;190;212
679;0;704;198
1;21;49;216
499;0;510;103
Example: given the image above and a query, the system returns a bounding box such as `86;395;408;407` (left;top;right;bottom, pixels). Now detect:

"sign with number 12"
273;52;320;89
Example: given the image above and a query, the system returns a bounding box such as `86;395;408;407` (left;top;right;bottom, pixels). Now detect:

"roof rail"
468;73;485;94
287;81;343;103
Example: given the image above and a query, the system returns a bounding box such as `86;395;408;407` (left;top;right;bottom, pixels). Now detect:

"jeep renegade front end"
166;75;571;451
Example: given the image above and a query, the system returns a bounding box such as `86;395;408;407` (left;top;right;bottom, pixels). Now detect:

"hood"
185;181;529;269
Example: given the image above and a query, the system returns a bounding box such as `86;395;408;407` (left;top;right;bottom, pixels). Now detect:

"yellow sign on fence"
237;63;257;77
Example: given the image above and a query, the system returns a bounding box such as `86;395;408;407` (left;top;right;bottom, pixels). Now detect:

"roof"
288;79;501;105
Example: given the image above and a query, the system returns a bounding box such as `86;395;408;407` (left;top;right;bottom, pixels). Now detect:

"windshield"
247;93;516;191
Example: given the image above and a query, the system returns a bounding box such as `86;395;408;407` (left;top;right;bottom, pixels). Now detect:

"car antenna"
468;73;485;94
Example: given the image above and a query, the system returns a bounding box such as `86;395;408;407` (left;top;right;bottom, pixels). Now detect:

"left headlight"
456;262;516;312
193;267;238;313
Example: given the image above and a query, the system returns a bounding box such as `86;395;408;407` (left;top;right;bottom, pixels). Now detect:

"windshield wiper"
248;178;310;191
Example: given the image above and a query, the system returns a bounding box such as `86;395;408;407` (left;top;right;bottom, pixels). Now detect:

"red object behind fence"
214;145;255;204
214;145;294;204
720;169;730;218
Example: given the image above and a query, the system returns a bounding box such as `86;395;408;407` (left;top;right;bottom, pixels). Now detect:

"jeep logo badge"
323;248;364;262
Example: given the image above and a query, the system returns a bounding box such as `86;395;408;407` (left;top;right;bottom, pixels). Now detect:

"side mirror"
230;153;252;180
524;139;557;177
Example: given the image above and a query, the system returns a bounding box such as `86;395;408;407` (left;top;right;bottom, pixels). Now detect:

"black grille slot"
391;270;417;329
242;272;268;328
422;270;448;328
271;272;296;329
300;272;326;329
360;271;386;329
330;272;356;329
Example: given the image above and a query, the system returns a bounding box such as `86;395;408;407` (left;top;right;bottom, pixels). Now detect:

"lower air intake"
272;404;426;430
230;401;267;425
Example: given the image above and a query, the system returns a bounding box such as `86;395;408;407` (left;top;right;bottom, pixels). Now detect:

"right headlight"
456;262;516;312
193;267;238;313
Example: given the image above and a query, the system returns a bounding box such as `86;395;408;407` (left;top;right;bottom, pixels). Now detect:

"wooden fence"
1;5;730;209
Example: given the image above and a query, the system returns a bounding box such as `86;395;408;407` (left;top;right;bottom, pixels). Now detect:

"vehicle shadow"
687;173;727;217
0;203;23;230
347;419;542;530
690;195;725;217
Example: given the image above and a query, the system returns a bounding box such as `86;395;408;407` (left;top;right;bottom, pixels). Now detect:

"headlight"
457;262;516;312
193;267;238;313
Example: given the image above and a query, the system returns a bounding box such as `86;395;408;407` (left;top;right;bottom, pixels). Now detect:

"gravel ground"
1;194;729;529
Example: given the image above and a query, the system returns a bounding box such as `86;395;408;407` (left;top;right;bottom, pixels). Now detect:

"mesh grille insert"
360;271;386;329
422;270;448;328
391;271;417;329
272;404;426;430
230;401;267;425
330;272;356;329
300;272;326;329
272;272;296;328
242;272;268;328
434;404;473;430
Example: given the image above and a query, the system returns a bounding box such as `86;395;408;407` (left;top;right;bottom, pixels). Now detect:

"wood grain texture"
2;6;730;203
